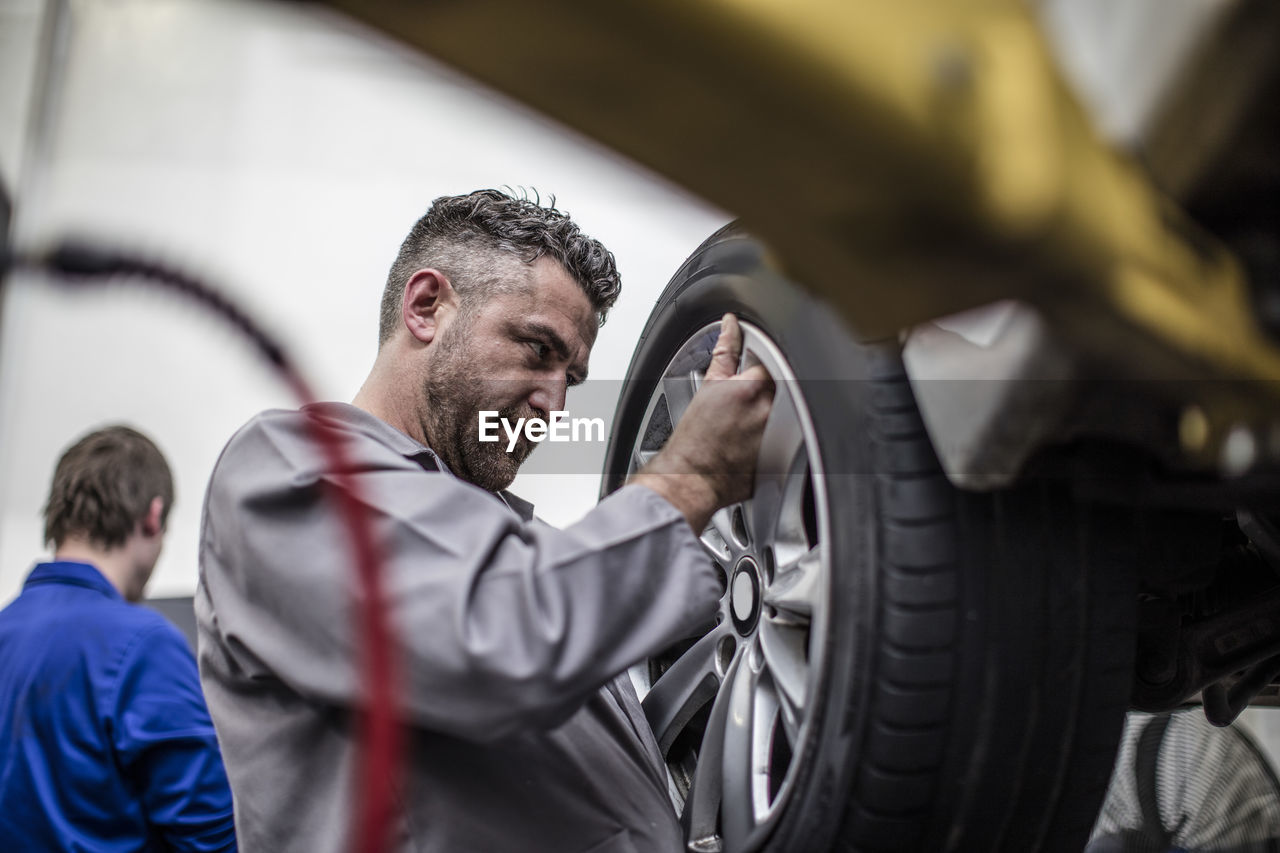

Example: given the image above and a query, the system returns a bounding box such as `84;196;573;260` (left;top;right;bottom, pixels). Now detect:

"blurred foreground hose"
1;240;401;853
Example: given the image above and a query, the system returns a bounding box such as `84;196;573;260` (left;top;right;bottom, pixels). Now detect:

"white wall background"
0;0;728;602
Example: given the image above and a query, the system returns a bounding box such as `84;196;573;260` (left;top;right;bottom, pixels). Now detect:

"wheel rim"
627;320;831;853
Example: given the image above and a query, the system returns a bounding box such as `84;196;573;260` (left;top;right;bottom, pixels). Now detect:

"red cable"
283;373;400;853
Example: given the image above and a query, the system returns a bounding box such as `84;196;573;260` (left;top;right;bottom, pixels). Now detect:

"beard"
422;326;538;493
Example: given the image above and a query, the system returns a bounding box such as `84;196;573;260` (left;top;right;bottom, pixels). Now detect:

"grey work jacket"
195;403;718;853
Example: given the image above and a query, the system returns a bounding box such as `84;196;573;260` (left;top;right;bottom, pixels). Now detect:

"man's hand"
629;314;775;533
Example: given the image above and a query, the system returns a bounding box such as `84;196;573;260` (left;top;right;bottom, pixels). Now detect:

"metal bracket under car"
903;300;1076;490
1133;586;1280;725
1133;522;1280;726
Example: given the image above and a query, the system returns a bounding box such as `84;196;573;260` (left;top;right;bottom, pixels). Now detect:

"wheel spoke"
663;371;699;425
684;652;738;848
755;381;805;479
720;650;762;853
642;626;728;757
631;447;658;475
747;384;805;547
747;476;784;552
759;618;809;717
700;525;732;562
773;672;802;749
762;543;823;621
707;506;740;551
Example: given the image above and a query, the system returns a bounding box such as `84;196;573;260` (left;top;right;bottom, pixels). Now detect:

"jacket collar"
24;561;122;600
301;402;536;523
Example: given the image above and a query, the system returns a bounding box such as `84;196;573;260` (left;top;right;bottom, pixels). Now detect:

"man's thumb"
706;313;743;380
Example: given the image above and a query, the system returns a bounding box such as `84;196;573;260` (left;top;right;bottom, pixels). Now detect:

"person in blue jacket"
0;425;236;852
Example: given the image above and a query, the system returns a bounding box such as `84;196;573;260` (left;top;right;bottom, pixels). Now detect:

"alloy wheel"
627;320;831;853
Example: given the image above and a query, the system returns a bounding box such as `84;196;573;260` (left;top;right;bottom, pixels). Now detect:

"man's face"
422;256;597;492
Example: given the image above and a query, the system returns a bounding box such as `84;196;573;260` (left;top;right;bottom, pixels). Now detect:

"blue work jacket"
0;561;236;852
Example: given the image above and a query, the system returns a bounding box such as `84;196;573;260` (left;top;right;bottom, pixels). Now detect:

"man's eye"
526;341;549;359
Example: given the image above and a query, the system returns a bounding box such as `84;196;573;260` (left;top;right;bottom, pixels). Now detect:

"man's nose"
528;377;567;419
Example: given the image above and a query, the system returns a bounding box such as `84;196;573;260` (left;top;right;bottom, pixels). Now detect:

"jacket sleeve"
198;410;719;741
112;621;237;852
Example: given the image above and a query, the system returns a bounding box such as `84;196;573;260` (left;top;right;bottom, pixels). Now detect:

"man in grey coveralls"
196;189;773;852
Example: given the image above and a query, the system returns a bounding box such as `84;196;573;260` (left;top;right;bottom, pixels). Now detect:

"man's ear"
141;496;165;537
402;268;456;344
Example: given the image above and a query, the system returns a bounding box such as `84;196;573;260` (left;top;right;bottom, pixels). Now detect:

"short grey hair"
379;189;621;346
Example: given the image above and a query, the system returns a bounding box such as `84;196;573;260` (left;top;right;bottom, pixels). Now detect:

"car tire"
601;224;1139;852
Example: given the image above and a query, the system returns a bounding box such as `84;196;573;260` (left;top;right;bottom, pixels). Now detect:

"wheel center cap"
730;557;762;633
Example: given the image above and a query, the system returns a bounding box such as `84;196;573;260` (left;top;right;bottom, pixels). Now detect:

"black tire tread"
842;348;962;843
839;348;1135;852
